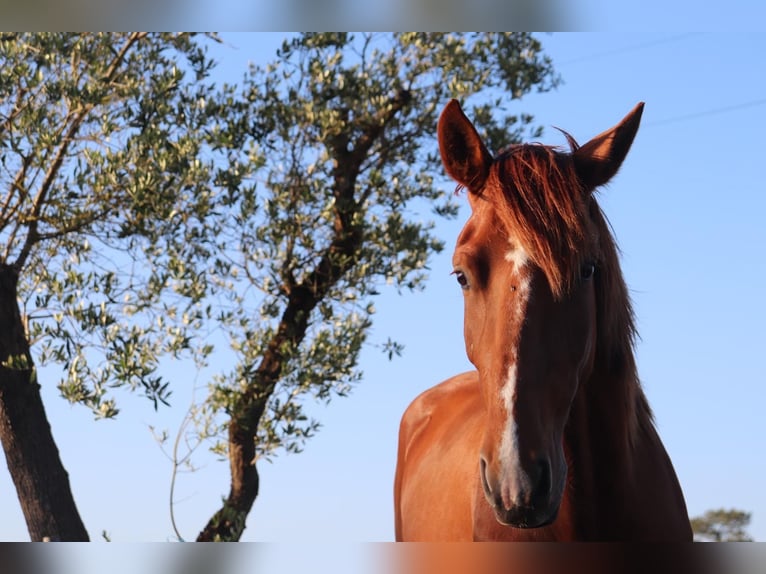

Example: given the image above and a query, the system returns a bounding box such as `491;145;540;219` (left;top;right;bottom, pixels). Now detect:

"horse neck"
571;219;650;476
570;355;646;457
562;334;653;536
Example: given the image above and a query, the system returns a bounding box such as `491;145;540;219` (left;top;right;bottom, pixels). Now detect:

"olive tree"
0;32;222;541
0;32;559;542
194;33;558;541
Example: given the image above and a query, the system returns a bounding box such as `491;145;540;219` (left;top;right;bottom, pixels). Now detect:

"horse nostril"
479;456;492;497
533;458;552;505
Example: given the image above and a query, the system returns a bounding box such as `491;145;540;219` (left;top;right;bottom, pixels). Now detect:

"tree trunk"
0;264;89;541
196;418;259;541
196;139;368;542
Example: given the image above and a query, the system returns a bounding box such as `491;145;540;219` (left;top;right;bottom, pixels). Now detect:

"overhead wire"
556;33;704;67
552;33;765;128
645;98;766;127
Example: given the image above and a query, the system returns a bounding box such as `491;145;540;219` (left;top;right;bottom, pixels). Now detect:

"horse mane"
482;140;653;450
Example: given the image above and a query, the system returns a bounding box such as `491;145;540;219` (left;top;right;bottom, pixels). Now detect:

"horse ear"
438;99;493;192
573;102;644;191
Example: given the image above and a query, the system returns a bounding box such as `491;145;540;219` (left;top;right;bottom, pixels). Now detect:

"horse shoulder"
394;371;481;541
397;371;480;462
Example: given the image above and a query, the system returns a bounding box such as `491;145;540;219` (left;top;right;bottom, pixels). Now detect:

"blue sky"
2;33;765;544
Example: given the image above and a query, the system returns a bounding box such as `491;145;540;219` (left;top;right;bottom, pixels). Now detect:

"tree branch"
0;153;33;231
197;158;366;542
12;32;148;272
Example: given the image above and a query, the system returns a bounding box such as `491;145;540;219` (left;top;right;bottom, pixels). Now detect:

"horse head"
438;99;643;528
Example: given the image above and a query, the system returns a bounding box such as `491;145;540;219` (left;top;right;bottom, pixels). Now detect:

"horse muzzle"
479;455;562;529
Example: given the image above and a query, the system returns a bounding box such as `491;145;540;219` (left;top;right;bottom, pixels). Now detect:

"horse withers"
394;101;692;541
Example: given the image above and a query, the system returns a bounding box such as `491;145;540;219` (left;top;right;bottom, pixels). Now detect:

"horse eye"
453;270;469;290
580;262;596;281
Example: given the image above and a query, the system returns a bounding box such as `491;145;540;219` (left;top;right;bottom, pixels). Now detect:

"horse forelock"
486;143;593;299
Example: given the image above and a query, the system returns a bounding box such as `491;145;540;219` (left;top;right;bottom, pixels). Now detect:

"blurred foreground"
0;0;574;30
0;542;761;574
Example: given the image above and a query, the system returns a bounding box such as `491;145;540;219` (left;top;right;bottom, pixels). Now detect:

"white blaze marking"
504;244;531;315
504;244;529;269
497;243;531;507
499;361;520;471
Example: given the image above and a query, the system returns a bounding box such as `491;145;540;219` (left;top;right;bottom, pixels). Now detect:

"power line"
551;33;766;128
557;33;704;67
645;97;766;127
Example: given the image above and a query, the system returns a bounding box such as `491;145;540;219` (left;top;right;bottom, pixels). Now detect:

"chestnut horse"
394;101;692;541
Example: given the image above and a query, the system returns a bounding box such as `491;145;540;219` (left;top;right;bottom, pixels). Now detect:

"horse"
394;100;692;541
